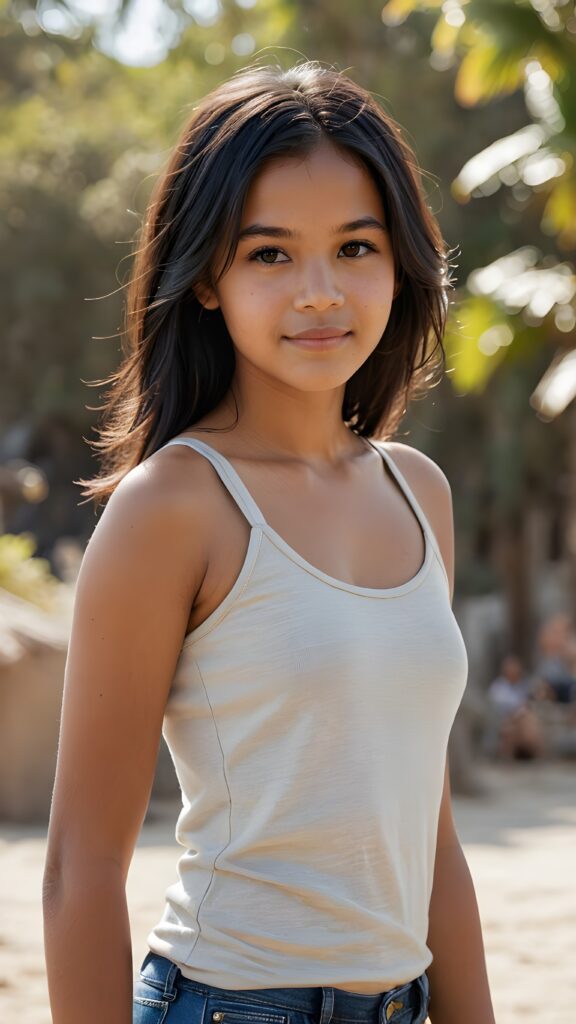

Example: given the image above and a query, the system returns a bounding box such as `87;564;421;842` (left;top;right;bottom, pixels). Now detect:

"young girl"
43;61;495;1024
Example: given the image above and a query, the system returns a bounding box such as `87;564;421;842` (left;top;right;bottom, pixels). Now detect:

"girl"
43;61;495;1024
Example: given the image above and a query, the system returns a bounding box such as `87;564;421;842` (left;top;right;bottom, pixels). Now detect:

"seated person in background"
534;613;576;704
486;654;546;760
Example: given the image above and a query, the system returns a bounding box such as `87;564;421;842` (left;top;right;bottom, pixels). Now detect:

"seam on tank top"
261;529;433;598
202;450;264;525
163;437;264;526
181;528;263;647
182;658;234;960
429;540;451;595
370;441;452;600
170;436;442;603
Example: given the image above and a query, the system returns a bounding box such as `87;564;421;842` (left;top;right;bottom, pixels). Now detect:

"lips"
288;327;350;339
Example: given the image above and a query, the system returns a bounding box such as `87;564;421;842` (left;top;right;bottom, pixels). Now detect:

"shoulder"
384;441;451;500
84;441;218;598
100;440;221;534
382;441;455;601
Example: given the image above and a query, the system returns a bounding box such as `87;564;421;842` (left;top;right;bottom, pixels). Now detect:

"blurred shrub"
0;533;61;610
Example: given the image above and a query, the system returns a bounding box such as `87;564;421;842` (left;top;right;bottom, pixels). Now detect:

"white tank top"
146;436;468;991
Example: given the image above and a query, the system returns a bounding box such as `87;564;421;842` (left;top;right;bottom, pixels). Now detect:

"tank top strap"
366;438;450;589
159;437;267;528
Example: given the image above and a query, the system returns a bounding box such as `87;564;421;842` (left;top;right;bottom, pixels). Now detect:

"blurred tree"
382;0;576;389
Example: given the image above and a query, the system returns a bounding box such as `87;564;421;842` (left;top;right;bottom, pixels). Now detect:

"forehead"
241;140;385;225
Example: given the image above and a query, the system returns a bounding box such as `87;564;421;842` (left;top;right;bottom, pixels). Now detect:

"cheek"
356;275;395;315
343;256;394;295
218;279;253;318
226;277;285;324
218;280;280;348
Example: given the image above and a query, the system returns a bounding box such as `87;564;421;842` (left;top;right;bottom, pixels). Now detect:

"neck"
205;363;369;464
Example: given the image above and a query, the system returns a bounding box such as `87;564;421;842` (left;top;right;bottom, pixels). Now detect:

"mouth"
288;326;351;339
284;331;352;350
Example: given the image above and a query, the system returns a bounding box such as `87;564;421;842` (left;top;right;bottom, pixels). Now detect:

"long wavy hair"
76;60;454;509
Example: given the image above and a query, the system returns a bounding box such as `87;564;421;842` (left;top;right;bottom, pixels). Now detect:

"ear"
193;282;220;310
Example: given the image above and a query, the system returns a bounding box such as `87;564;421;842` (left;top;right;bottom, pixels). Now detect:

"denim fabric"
133;952;430;1024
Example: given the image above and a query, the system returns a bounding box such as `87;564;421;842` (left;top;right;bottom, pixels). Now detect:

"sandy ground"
1;759;574;1023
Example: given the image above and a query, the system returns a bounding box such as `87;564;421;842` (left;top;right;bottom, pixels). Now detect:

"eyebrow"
236;216;387;242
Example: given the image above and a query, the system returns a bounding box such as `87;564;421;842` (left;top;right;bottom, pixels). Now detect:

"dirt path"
1;761;574;1022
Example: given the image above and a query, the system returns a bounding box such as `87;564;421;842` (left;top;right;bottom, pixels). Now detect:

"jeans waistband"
138;952;430;1023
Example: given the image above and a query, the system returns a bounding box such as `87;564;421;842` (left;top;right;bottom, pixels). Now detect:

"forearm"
426;842;495;1024
43;864;133;1024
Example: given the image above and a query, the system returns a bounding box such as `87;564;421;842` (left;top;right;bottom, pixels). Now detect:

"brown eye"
342;242;362;257
341;241;374;258
250;247;287;264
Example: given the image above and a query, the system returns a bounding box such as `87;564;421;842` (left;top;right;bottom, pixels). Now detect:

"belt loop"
319;986;335;1024
418;972;430;1019
161;959;180;1003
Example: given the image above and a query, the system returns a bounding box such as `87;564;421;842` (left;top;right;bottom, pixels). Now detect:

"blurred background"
1;2;576;1021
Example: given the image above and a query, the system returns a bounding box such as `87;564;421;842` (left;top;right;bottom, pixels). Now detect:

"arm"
42;451;207;1024
425;759;495;1024
391;445;496;1023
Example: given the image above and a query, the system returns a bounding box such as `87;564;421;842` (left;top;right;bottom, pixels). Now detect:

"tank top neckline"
163;434;437;600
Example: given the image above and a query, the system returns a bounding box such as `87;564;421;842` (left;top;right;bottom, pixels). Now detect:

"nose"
292;259;345;312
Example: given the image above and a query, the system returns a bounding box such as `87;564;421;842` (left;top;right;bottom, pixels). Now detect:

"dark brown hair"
77;59;453;508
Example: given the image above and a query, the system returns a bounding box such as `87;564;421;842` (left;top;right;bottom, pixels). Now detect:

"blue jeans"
133;952;430;1024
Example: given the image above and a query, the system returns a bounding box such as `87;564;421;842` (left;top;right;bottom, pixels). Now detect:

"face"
197;139;398;395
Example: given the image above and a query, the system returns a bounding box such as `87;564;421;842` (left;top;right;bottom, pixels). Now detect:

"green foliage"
455;5;572;113
383;0;576;401
445;296;510;393
0;533;61;609
543;175;576;250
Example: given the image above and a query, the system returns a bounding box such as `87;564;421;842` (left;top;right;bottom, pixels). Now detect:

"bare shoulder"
107;437;222;523
384;441;454;601
81;445;213;609
92;438;226;555
384;441;451;498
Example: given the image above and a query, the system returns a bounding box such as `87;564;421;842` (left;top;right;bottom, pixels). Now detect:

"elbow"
42;850;64;908
42;860;73;922
42;850;125;914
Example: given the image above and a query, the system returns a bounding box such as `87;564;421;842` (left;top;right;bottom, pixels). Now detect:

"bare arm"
392;445;496;1023
426;760;495;1024
43;451;206;1024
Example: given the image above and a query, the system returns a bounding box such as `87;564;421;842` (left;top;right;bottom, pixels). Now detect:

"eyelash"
247;240;378;265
